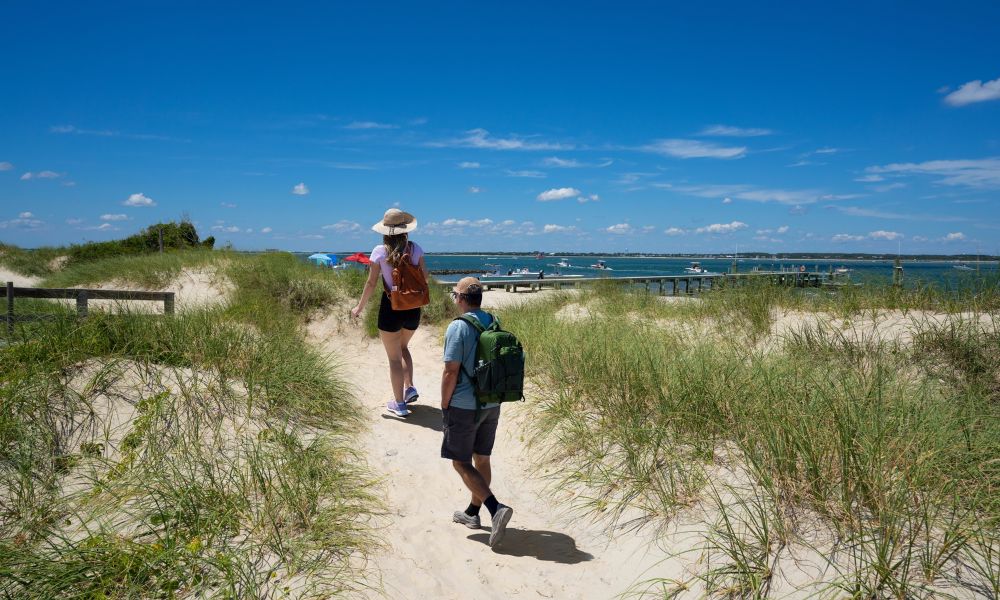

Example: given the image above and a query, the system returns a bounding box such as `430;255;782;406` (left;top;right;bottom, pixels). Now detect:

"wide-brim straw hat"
372;208;418;235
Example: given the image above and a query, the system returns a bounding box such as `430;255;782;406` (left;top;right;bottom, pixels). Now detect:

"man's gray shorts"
441;406;500;463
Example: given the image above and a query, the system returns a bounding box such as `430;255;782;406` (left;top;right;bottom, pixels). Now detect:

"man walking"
441;277;513;548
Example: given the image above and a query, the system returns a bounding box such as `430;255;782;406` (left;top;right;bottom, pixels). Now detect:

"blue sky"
2;1;999;253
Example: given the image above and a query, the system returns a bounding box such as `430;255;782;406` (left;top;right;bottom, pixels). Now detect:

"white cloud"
606;223;633;235
96;223;114;231
322;220;362;233
698;124;773;137
866;158;1000;189
777;225;789;234
0;215;44;229
677;183;860;206
66;218;84;225
832;233;865;242
813;147;841;154
50;124;178;142
18;211;33;218
542;156;581;168
20;170;62;180
301;234;324;240
830;205;968;222
123;192;156;207
468;186;482;194
220;202;237;208
537;187;581;201
696;221;748;234
872;182;907;193
943;232;965;241
458;161;480;169
292;182;309;195
944;76;1000;106
100;213;129;221
261;227;273;234
868;230;903;240
423;218;535;237
343;121;397;129
912;235;929;242
543;224;577;233
211;225;242;233
722;197;732;204
642;139;746;159
664;227;686;236
0;161;12;171
578;193;599;203
505;169;547;178
855;174;885;182
439;128;570;151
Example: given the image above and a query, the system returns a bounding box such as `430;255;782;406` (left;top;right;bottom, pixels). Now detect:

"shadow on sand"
380;404;443;432
468;529;594;564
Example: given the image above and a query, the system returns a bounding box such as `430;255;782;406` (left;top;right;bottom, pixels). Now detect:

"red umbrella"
343;252;372;265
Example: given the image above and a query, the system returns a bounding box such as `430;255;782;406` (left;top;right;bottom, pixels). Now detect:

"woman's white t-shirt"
370;242;424;290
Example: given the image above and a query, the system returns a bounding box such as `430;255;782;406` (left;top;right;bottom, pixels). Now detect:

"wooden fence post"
76;291;88;318
6;282;13;336
164;292;175;315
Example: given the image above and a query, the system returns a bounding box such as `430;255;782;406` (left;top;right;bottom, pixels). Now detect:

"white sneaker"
453;510;481;529
489;505;513;548
386;401;409;417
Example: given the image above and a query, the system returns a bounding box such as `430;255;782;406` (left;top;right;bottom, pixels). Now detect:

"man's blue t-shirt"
443;309;499;410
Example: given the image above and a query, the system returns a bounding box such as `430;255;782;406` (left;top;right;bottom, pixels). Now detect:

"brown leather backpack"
389;243;430;310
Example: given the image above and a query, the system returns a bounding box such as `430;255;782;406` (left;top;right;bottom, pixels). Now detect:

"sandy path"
307;291;667;599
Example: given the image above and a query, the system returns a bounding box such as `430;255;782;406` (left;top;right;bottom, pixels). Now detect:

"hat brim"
371;218;417;235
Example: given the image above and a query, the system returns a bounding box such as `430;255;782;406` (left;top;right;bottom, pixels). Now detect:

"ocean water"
299;252;999;289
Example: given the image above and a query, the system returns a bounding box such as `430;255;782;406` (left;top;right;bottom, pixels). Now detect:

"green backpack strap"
453;313;497;382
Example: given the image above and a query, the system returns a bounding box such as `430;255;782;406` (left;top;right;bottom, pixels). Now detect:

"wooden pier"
435;271;830;294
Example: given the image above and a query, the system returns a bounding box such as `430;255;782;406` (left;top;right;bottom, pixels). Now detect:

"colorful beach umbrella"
307;253;333;265
343;252;371;265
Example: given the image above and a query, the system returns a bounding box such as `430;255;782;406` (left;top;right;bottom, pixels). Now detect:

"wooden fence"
4;282;175;334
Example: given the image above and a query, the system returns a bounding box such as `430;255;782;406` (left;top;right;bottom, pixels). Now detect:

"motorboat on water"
482;267;543;278
590;260;612;270
834;266;853;274
551;258;572;268
684;261;705;274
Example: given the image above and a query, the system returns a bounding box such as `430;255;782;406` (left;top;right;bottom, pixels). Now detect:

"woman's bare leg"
379;329;404;403
399;327;417;389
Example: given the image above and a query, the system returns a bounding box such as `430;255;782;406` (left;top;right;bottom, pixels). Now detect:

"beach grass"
504;282;1000;598
0;252;379;597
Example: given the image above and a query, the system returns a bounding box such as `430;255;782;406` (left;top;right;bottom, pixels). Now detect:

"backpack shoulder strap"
455;314;486;333
453;314;485;382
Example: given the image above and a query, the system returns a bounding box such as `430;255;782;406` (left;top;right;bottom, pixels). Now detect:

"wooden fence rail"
4;282;175;334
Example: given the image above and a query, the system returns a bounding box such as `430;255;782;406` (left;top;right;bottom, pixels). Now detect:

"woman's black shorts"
377;292;421;332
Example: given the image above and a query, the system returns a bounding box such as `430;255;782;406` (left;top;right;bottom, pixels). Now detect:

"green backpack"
455;314;526;406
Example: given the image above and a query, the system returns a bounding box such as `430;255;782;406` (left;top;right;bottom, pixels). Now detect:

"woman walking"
351;208;430;417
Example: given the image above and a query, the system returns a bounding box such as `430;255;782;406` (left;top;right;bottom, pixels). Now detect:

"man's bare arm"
441;361;460;409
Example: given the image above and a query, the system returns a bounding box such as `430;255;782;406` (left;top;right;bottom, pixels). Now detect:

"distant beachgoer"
441;277;514;548
351;208;430;417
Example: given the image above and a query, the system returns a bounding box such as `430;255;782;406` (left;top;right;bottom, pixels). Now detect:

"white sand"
0;267;40;287
307;309;673;599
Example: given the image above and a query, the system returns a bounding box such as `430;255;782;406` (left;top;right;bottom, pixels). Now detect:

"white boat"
590;260;612;270
482;267;543;278
684;261;705;274
550;259;572;268
834;267;852;274
953;264;975;271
